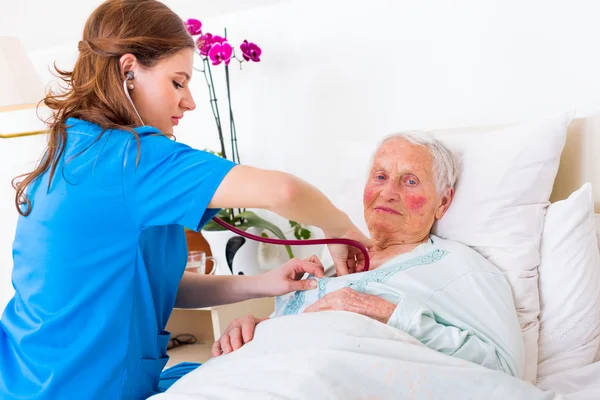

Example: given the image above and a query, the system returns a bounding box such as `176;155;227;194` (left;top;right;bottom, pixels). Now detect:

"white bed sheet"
537;361;600;400
153;312;575;400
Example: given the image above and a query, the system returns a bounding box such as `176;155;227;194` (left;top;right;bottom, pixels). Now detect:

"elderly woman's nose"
380;182;400;201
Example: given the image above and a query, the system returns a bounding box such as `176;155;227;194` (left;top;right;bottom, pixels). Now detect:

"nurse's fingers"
288;277;317;292
333;258;350;277
354;248;367;272
293;260;325;279
326;244;350;276
305;254;321;264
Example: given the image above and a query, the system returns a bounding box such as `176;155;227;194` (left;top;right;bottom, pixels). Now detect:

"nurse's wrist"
244;275;270;298
322;212;353;238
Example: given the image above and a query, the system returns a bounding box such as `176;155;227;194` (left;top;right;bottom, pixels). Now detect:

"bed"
152;111;600;399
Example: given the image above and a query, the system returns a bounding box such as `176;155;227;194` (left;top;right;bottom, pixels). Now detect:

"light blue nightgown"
271;235;525;378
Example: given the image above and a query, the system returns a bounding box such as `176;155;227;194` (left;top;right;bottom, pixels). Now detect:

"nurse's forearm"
267;175;353;237
209;166;353;237
175;272;265;308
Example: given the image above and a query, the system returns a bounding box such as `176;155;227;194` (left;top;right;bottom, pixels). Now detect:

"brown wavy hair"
13;0;195;216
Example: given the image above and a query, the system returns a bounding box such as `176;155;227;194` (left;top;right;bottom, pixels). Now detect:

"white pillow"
537;183;600;380
596;214;600;364
431;112;573;382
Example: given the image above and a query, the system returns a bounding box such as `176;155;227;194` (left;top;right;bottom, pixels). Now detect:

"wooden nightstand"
165;297;274;367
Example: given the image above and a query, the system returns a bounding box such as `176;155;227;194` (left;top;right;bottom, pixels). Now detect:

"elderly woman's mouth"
374;206;401;215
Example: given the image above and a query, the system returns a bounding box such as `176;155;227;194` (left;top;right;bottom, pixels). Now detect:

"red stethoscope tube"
211;217;371;272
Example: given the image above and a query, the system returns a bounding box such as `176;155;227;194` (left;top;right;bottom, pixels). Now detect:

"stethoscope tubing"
211;217;371;272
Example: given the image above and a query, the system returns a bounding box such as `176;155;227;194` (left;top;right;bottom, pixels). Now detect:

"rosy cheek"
363;186;377;205
404;194;427;211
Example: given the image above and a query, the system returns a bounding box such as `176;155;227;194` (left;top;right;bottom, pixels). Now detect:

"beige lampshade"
0;36;49;138
0;36;45;111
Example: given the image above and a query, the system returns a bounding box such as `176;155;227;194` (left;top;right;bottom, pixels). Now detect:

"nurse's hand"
212;314;265;357
326;226;375;276
256;255;325;297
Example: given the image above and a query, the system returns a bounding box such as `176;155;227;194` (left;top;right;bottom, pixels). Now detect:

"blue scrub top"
0;118;236;399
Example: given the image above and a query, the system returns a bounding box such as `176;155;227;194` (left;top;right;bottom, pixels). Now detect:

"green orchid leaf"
202;208;236;231
236;211;294;259
202;219;228;231
203;210;296;258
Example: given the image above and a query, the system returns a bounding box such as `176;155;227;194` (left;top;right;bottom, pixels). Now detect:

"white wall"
0;0;294;51
2;0;600;308
173;0;600;243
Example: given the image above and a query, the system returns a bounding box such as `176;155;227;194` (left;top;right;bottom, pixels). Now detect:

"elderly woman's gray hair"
378;132;459;194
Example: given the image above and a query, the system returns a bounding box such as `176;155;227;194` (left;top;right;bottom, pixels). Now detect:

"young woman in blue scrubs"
0;1;373;399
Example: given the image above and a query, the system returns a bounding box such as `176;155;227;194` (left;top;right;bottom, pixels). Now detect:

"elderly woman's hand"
304;287;396;324
212;314;266;357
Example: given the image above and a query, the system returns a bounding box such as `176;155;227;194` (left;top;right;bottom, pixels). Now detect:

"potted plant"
184;18;312;275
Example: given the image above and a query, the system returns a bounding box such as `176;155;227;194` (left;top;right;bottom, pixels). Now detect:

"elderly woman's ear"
435;187;455;220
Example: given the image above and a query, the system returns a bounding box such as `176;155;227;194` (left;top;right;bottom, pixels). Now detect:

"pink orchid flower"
197;33;213;56
184;18;202;36
240;40;262;62
208;41;233;66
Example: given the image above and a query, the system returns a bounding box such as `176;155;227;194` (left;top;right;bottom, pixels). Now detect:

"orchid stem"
200;54;235;220
223;28;243;218
203;57;227;161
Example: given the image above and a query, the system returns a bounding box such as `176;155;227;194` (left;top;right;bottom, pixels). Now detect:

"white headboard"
552;115;600;212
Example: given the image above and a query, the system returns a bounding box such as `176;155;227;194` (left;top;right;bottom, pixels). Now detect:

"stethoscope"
212;217;371;272
123;72;370;272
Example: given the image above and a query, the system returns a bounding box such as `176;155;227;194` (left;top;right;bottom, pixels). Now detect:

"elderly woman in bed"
214;133;525;377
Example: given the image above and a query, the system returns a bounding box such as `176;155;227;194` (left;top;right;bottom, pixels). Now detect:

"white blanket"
152;311;564;400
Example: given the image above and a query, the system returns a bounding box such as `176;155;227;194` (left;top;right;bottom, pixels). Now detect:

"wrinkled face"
363;138;452;243
128;48;196;134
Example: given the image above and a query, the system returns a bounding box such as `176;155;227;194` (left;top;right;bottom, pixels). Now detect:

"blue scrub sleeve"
122;134;236;230
158;362;201;392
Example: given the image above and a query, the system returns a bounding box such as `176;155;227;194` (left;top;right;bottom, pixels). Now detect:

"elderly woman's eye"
406;178;418;185
376;175;385;180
